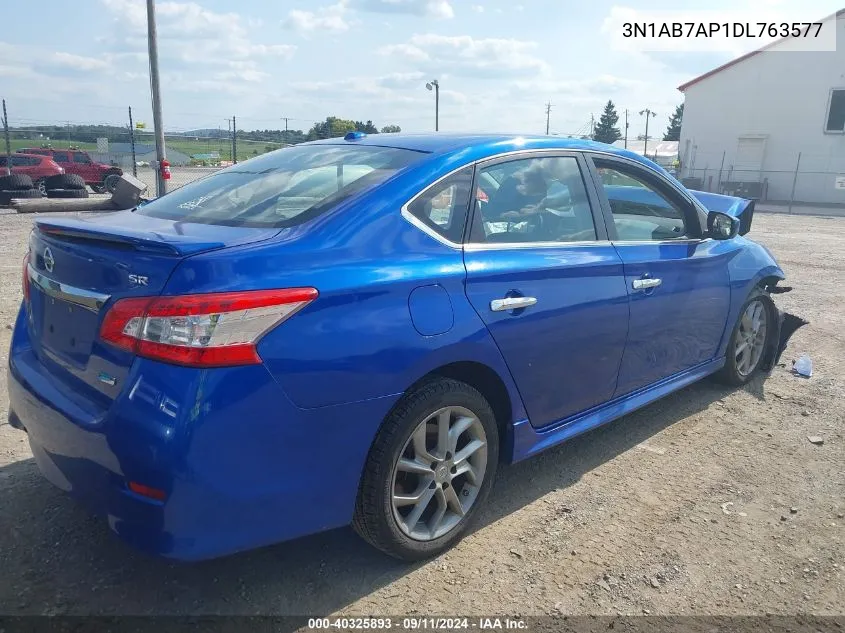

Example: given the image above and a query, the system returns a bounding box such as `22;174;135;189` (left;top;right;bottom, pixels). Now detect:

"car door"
585;154;732;397
52;152;70;173
11;155;36;178
463;152;629;429
72;151;95;182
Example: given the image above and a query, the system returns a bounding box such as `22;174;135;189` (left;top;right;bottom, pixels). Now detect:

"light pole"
146;0;167;196
640;108;656;157
425;79;439;131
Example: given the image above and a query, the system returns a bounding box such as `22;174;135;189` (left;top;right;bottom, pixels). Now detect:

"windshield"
136;144;425;228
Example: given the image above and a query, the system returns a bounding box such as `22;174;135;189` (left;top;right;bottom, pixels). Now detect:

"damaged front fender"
760;291;809;372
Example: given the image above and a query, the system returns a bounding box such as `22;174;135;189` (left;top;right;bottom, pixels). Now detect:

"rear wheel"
717;289;772;386
353;378;499;560
103;173;121;193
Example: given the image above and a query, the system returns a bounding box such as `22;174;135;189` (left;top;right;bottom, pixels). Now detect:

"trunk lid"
25;211;279;400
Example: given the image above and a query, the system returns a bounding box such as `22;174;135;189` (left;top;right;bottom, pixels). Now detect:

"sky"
1;0;842;138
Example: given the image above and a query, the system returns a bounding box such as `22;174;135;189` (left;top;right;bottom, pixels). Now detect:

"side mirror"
708;211;740;240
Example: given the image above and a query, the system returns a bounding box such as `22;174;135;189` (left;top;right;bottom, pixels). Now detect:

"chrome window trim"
464;240;611;251
612;238;713;247
399;164;470;250
27;264;111;313
399;146;711;249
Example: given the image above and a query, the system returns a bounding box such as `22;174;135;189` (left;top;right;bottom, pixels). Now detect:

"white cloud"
380;34;547;77
47;52;110;72
356;0;454;19
471;5;484;13
100;0;296;65
283;1;351;34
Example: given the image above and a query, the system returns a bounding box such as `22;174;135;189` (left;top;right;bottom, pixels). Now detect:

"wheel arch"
406;360;515;462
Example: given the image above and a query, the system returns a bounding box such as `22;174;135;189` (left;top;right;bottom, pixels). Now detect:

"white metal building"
678;9;845;204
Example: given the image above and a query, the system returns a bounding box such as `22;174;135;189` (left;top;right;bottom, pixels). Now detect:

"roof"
303;133;660;167
678;8;845;92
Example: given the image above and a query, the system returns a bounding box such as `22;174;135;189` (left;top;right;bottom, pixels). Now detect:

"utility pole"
545;102;552;135
589;114;595;139
640;108;656;157
232;115;237;164
146;0;168;196
128;106;138;177
2;100;11;176
281;117;289;132
624;109;629;149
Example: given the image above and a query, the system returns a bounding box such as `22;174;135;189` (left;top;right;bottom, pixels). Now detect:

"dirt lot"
0;212;842;617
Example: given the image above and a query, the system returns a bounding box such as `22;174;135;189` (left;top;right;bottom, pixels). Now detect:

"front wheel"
717;290;772;386
353;378;499;560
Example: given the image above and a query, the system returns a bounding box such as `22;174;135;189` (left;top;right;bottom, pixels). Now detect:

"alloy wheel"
391;406;488;541
735;299;768;377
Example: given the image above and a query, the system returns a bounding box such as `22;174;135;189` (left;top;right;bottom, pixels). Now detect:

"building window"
825;89;845;133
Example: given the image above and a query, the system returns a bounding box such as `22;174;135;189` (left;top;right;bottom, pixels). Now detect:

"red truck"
17;147;123;193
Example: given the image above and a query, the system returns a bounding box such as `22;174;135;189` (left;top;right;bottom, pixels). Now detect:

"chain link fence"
680;150;845;207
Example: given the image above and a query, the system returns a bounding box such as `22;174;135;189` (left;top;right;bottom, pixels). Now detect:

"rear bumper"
8;308;397;560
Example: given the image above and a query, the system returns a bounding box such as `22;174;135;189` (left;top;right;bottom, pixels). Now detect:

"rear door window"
137;145;424;228
406;167;473;243
53;153;69;163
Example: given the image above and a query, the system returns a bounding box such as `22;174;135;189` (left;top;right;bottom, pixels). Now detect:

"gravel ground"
0;212;842;617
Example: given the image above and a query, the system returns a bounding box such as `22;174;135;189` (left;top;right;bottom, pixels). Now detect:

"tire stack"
0;174;42;207
45;174;89;199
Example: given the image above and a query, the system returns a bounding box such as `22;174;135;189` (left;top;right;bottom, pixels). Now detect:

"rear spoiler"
688;190;755;236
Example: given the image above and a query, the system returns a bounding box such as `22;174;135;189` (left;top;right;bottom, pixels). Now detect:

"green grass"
3;136;281;163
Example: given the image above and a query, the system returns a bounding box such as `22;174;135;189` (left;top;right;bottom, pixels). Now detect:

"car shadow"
0;377;756;616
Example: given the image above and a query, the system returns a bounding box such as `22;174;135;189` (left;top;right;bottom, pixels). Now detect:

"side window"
406;167;473;243
73;152;91;164
472;156;596;244
594;161;688;241
825;88;845;133
53;153;68;163
12;156;34;167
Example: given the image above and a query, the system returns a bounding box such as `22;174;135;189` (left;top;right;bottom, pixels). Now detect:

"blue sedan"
8;133;797;561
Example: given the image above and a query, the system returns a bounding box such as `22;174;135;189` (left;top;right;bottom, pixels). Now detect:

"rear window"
136;144;425;228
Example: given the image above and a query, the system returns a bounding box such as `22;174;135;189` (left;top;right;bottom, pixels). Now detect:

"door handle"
490;296;538;312
632;278;662;290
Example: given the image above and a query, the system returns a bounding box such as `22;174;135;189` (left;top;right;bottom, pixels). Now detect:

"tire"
0;188;41;205
716;288;774;386
353;378;499;561
103;172;122;193
0;174;34;190
46;188;89;199
90;185;106;194
45;174;86;191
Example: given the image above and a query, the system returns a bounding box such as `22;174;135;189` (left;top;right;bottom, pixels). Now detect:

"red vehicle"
17;148;122;193
0;153;64;193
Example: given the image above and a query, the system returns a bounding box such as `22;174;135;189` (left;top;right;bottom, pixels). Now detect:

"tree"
381;124;401;133
592;100;621;144
663;103;683;141
306;117;357;141
355;120;379;134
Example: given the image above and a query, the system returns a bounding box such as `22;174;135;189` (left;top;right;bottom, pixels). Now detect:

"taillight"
22;252;30;303
99;288;318;368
